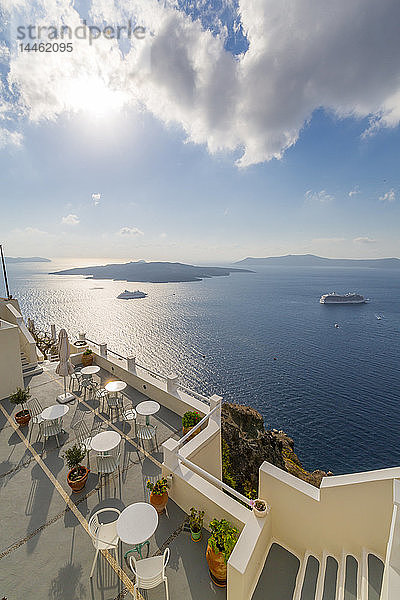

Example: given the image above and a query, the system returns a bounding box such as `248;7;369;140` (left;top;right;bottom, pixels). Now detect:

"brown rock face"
221;403;285;495
221;403;331;493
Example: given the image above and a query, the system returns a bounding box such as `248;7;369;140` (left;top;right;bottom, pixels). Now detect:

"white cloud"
353;236;377;244
0;128;22;149
118;226;144;236
379;189;395;203
62;214;80;225
304;190;334;204
92;193;101;206
3;1;400;166
160;232;167;238
349;187;360;197
312;237;345;244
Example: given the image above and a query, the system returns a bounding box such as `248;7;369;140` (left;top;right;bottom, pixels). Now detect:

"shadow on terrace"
0;362;226;600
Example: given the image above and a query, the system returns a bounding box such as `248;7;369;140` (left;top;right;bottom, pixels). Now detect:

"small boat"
117;290;147;299
334;323;339;328
376;315;382;320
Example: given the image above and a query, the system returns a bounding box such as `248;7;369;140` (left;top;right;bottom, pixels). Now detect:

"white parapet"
167;373;179;393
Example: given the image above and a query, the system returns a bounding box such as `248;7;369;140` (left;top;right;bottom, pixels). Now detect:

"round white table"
41;404;69;420
136;400;160;425
117;502;158;559
90;430;121;453
81;365;100;375
105;381;127;393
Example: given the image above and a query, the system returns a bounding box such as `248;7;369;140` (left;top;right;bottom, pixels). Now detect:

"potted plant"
64;444;89;492
182;411;202;438
252;499;270;518
189;507;205;542
81;348;93;367
147;477;169;513
206;518;239;587
9;387;31;426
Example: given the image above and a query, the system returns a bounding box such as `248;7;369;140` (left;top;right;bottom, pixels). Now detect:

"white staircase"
251;543;384;600
294;549;384;600
20;352;43;377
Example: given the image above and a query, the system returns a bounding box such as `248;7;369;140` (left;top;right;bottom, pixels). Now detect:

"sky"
0;0;400;263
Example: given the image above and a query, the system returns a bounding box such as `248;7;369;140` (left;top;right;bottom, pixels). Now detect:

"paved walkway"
0;363;225;600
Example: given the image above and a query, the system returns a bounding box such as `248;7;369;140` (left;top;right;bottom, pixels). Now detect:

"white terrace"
0;297;398;600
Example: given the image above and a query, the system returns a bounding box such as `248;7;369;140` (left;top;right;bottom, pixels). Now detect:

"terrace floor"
0;363;226;600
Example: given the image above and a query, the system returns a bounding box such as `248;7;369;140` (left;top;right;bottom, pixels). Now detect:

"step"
252;543;300;600
367;554;384;600
299;555;320;600
344;555;358;600
22;364;43;377
321;556;338;600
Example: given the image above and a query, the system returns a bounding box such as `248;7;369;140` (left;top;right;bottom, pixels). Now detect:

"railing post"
209;394;222;426
99;343;107;358
51;324;56;342
167;373;179;393
126;356;136;372
163;438;180;471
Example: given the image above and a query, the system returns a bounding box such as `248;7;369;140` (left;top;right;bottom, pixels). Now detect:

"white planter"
252;500;270;518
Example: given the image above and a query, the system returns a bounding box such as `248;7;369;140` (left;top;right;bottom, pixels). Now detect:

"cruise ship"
117;289;147;299
320;292;366;304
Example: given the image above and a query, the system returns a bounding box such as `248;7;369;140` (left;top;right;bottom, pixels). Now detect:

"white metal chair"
88;507;121;578
71;420;93;463
96;445;121;478
106;394;123;421
137;423;158;450
122;406;137;435
26;397;44;437
129;547;170;600
39;417;63;449
69;371;82;390
95;388;108;412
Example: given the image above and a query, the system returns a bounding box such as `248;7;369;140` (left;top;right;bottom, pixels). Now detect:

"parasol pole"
0;244;11;300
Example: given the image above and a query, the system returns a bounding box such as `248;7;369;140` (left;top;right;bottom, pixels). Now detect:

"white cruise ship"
117;289;147;299
320;292;366;304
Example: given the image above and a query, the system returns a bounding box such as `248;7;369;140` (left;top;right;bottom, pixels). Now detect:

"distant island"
50;261;253;283
236;254;400;269
6;256;51;263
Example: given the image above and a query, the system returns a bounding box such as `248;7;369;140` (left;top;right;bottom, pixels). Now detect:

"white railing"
81;333;213;400
177;455;253;507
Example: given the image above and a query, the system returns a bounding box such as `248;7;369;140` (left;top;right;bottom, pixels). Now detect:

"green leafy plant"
182;411;201;428
9;387;30;410
189;507;205;533
147;477;168;495
83;348;93;356
208;518;239;562
64;445;86;480
253;499;267;512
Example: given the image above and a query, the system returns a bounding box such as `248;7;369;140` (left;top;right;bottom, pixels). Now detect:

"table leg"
145;415;150;426
124;541;150;561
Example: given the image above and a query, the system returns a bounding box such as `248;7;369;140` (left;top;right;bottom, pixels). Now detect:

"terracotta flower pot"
150;491;168;513
15;409;31;427
81;353;93;367
67;466;90;492
182;426;200;440
206;543;227;587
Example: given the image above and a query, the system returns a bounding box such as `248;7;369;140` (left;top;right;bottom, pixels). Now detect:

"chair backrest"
88;507;121;544
44;417;62;436
71;420;91;444
27;397;43;418
129;548;170;587
96;453;119;474
71;371;82;381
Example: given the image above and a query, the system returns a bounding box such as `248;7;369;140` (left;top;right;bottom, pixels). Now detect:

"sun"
67;77;126;119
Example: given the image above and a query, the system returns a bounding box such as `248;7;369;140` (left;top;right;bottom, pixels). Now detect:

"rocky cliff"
221;403;331;494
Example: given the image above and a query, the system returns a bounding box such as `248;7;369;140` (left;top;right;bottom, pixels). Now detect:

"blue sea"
3;259;400;476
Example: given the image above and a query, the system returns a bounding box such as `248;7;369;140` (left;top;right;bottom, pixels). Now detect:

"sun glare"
67;77;126;119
